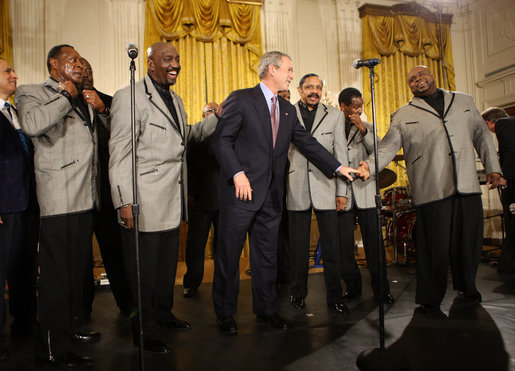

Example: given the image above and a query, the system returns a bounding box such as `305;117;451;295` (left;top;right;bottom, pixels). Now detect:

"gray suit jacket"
345;121;377;210
109;74;217;232
286;102;348;211
15;78;106;217
373;90;501;206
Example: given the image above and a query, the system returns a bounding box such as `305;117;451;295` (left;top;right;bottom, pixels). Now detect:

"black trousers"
499;181;515;273
121;227;179;343
183;209;219;290
339;207;390;297
0;209;38;343
415;194;483;306
276;207;290;286
288;209;342;304
213;192;281;317
36;212;94;359
83;205;129;318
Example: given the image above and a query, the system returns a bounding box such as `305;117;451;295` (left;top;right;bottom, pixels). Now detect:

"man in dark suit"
0;58;38;361
495;115;515;273
80;58;130;318
183;102;220;298
482;107;515;273
211;51;364;334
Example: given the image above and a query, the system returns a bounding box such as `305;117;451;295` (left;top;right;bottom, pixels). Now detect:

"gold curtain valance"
147;0;260;44
360;2;453;64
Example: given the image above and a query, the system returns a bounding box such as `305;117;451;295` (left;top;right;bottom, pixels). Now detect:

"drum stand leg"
392;190;399;264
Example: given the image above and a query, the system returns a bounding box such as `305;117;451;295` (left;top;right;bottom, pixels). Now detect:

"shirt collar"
148;74;172;97
298;100;318;112
0;98;7;108
259;82;275;103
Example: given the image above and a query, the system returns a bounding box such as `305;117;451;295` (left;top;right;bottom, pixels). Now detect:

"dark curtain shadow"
386;297;509;371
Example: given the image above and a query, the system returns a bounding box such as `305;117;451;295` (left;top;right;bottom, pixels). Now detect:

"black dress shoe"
183;287;197;298
71;331;101;343
377;293;395;304
0;343;8;361
290;296;305;309
458;291;482;303
328;303;348;313
144;340;170;354
342;291;361;301
217;316;238;335
415;304;447;319
36;352;93;368
159;314;191;329
256;313;288;330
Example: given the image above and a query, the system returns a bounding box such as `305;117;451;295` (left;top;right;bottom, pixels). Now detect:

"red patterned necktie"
271;95;279;148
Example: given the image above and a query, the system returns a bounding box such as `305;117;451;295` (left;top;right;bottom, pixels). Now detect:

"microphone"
353;58;381;69
126;43;139;59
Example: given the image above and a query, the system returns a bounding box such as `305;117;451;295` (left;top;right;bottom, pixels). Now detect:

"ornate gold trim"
226;0;263;5
358;2;453;24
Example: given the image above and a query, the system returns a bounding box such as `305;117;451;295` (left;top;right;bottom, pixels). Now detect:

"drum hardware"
381;187;414;264
393;154;407;170
386;210;416;265
378;168;397;189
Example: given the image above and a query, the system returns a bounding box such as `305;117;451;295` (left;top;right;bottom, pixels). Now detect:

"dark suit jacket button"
181;142;184;145
448;153;452;156
178;180;183;184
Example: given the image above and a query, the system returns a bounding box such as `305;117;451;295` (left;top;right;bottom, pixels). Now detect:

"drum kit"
379;155;416;264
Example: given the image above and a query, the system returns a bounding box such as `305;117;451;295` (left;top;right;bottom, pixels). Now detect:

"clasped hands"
233;162;370;201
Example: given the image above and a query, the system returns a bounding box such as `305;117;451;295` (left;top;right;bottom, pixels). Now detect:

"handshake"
338;161;370;182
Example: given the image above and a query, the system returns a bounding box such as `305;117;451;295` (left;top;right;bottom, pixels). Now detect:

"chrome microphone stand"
354;59;408;371
128;51;145;371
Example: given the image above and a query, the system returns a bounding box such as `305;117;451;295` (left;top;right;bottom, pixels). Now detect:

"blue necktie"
4;102;30;156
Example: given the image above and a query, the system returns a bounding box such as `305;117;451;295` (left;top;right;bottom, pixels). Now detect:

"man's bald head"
407;65;437;97
146;42;181;86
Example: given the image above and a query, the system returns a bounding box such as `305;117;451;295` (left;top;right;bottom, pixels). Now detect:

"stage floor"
3;261;515;371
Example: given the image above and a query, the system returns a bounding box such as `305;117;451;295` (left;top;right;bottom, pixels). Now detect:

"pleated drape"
0;0;13;65
359;3;455;189
145;0;262;123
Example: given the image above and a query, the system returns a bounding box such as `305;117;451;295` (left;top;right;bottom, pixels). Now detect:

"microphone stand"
356;64;408;371
129;57;145;371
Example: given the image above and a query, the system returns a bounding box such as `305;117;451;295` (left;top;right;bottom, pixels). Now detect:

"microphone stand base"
357;348;409;371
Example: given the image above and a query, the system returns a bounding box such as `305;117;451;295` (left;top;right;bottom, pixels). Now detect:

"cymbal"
393;154;404;162
378;168;397;189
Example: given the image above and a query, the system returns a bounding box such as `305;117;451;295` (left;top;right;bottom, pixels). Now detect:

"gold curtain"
145;0;262;124
359;3;455;189
0;0;13;64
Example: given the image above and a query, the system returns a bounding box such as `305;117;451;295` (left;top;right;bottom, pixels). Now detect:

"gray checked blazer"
109;74;217;233
286;101;348;211
345;121;377;210
15;77;107;217
373;90;501;206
